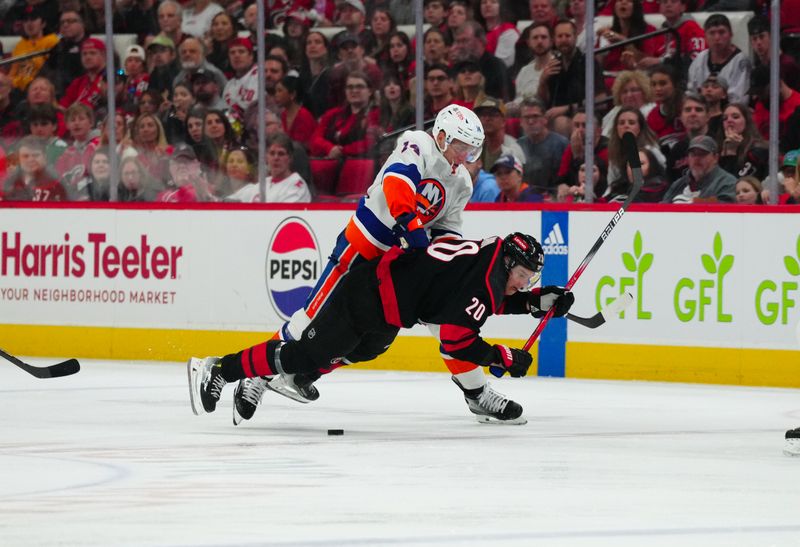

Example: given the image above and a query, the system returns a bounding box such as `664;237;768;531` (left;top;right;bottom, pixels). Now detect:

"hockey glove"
529;286;575;318
392;212;429;251
488;344;533;378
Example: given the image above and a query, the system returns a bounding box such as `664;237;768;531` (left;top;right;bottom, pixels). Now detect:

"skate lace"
208;369;227;399
477;384;508;414
241;377;268;405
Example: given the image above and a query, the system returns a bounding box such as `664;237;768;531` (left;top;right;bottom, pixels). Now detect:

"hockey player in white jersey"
231;104;527;425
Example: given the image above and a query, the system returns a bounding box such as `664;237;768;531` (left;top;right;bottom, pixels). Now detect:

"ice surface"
1;359;799;546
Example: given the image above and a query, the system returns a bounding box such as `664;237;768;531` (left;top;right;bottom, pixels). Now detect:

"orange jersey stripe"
382;174;417;219
306;243;361;319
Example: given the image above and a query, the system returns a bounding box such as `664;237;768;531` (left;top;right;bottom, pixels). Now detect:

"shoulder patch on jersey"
416;178;446;224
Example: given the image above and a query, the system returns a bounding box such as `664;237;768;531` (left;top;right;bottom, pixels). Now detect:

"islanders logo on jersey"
415;178;446;224
265;217;322;321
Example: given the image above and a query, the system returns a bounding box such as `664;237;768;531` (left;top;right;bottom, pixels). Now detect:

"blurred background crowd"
0;0;799;205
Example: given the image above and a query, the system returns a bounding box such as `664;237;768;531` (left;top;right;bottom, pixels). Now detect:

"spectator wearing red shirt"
310;72;380;160
751;66;800;149
276;76;316;150
556;110;610;199
3;136;67;202
638;0;706;72
158;144;214;202
60;38;107;109
596;0;659;91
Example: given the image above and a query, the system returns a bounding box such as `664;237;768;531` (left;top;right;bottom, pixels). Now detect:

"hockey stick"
0;348;81;379
519;132;643;354
566;292;634;329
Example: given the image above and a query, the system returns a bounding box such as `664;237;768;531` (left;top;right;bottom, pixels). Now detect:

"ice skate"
187;356;226;415
784;428;800;457
452;376;527;425
264;372;320;404
232;376;269;426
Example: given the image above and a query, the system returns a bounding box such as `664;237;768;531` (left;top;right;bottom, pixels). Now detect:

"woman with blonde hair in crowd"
118;155;162;202
602;70;655;137
717;103;768;181
130;112;170;184
606;106;664;186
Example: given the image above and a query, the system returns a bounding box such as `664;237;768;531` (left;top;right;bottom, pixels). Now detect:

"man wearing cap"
328;32;382;106
492;153;544;203
41;10;88;96
191;69;226;110
173;36;228;92
662;135;736;204
223;37;258;113
687;14;750;104
158;143;213;202
334;0;368;44
637;0;706;71
122;45;150;103
146;35;180;94
60;38;107;109
8;5;59;92
473;97;524;173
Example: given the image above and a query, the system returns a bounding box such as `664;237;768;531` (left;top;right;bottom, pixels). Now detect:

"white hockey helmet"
432;104;484;162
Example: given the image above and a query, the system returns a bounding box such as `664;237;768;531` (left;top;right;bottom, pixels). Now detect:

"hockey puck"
327;429;344;436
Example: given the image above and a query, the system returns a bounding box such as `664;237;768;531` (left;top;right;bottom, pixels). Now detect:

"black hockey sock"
219;353;248;382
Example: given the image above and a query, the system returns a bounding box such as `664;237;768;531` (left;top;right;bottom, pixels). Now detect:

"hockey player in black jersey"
188;233;574;424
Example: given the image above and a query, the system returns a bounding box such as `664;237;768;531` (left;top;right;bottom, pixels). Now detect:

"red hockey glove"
529;286;575;318
392;212;429;251
488;344;532;378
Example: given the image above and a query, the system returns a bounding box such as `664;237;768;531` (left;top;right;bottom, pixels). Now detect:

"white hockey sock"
452;367;487;391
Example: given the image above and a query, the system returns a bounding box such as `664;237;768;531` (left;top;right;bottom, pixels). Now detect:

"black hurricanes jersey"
375;237;530;365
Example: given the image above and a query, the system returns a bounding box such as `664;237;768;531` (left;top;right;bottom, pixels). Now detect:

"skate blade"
187;357;205;416
475;414;528;425
265;375;312;404
232;405;245;426
784;439;800;457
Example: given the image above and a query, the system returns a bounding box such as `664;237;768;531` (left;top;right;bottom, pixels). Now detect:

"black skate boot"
187;357;226;415
784;427;800;457
232;376;269;426
452;376;527;425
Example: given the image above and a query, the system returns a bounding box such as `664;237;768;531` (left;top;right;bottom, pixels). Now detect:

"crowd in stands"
0;0;799;205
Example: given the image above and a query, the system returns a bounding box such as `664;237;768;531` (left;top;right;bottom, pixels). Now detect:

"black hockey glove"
529;286;575;318
488;344;533;378
392;212;429;251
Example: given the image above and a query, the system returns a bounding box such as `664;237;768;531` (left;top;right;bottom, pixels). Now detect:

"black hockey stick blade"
567;293;634;328
0;348;81;378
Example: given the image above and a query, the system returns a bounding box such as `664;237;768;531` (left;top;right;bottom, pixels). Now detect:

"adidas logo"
543;223;568;255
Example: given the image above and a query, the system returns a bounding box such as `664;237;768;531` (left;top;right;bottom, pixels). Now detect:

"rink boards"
0;203;798;387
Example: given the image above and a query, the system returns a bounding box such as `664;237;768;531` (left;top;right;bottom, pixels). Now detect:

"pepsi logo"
265;217;322;321
415;178;446;224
